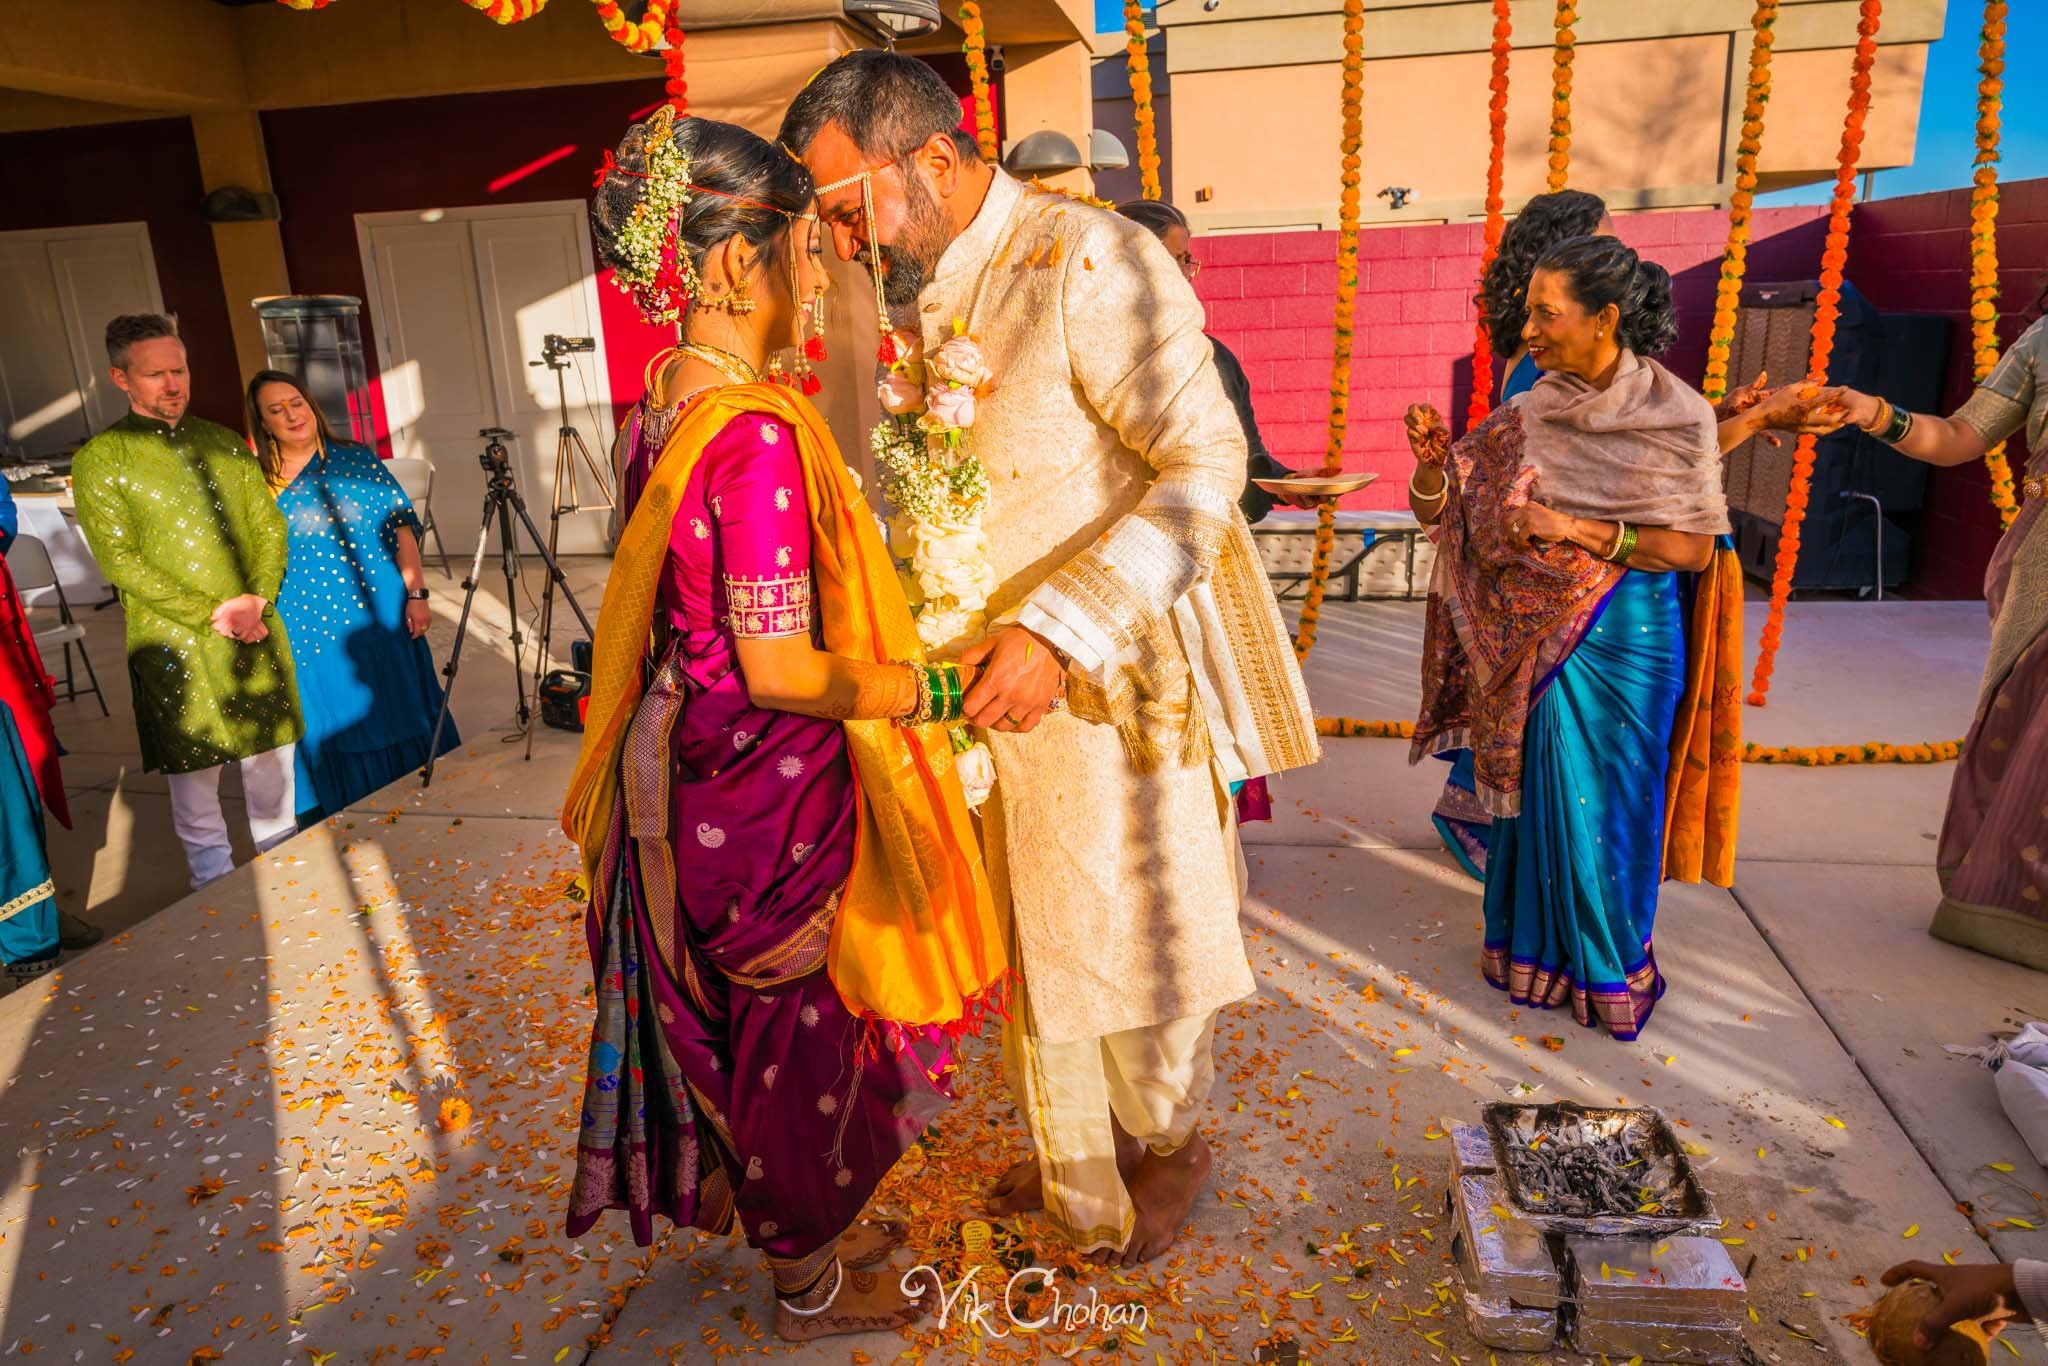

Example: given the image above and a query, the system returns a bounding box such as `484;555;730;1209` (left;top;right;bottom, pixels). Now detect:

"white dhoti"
980;710;1251;1251
1004;998;1221;1253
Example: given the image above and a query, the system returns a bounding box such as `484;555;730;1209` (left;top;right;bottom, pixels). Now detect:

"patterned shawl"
1519;351;1731;536
1411;403;1619;816
563;384;1009;1043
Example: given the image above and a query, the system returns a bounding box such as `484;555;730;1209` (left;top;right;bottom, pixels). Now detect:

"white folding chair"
6;533;108;716
385;456;452;577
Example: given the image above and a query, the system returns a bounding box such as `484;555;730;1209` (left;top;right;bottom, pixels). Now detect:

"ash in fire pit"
1483;1102;1715;1236
1500;1112;1685;1216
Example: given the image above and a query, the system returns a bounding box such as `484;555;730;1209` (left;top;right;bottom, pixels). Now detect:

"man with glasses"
780;52;1320;1270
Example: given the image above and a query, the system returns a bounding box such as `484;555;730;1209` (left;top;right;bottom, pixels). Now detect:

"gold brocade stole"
564;383;1007;1036
1662;547;1743;887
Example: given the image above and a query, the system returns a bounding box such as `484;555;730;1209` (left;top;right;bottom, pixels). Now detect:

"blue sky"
1760;3;2048;205
1095;2;2048;204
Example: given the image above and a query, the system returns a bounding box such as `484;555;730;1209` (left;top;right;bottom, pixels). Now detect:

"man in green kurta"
72;314;303;890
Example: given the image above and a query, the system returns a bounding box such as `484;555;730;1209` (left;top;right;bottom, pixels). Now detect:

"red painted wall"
0;118;244;433
1846;177;2048;598
262;81;677;453
1191;204;1830;511
1193;180;2048;598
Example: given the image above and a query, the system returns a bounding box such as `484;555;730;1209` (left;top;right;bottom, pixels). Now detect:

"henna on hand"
842;661;919;721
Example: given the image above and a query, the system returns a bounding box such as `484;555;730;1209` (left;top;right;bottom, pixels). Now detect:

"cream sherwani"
912;171;1319;1250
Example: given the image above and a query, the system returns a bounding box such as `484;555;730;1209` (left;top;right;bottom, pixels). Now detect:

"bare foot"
984;1123;1145;1218
837;1217;906;1269
1116;1132;1213;1267
984;1158;1043;1216
774;1263;928;1342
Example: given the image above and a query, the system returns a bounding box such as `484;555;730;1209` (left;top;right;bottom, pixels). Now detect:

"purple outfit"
569;405;943;1289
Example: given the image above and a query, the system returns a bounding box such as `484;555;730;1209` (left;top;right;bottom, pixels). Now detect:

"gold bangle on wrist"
1409;467;1446;501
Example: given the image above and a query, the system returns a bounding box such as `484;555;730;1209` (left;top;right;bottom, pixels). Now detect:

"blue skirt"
0;708;59;970
1479;570;1686;1042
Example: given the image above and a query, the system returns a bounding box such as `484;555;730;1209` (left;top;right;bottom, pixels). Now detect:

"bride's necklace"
673;340;760;386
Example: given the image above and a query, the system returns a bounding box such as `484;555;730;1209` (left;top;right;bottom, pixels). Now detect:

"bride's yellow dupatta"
562;383;1009;1038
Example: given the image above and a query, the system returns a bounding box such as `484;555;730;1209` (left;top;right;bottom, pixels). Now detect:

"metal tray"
1482;1102;1720;1237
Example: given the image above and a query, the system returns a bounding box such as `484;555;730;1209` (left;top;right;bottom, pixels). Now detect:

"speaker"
1721;279;1951;591
203;187;281;223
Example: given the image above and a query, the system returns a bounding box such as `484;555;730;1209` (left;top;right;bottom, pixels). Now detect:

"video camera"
541;333;596;367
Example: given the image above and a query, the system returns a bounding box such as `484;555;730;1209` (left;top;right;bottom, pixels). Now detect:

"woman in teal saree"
1408;236;1744;1041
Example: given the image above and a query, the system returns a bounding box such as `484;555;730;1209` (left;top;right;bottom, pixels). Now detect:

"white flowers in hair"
604;106;703;326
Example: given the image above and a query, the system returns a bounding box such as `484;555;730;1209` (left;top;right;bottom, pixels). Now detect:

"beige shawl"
1517;350;1731;536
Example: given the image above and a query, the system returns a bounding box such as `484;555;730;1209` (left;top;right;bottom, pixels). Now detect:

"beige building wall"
1123;0;1943;232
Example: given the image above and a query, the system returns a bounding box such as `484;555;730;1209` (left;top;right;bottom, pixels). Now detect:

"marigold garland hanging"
661;15;686;114
1748;0;1883;707
278;0;548;14
1545;0;1577;192
1291;0;1365;663
1466;0;1514;432
1702;0;1779;404
1125;1;1162;200
1311;717;1963;765
592;0;673;52
1973;0;2017;525
961;3;999;161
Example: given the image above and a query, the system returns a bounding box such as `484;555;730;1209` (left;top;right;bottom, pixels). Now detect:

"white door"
0;223;165;459
358;203;615;555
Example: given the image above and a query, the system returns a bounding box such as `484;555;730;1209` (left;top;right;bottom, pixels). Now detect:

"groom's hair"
778;50;974;163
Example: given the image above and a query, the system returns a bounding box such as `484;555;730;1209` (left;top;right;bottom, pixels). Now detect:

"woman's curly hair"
1476;189;1609;354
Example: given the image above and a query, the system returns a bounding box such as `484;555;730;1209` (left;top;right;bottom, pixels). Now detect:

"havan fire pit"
1447;1103;1750;1361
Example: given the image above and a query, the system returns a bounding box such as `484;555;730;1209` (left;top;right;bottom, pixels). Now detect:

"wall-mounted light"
1087;130;1130;173
1378;186;1414;210
843;0;942;43
1005;130;1087;177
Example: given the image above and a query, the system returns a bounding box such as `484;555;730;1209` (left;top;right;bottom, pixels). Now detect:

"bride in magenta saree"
564;110;1005;1340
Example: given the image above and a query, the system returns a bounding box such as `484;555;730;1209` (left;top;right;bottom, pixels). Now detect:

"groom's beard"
871;170;952;313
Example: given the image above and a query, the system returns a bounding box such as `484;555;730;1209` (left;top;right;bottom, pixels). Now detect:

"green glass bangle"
921;664;944;724
1612;522;1639;565
941;663;964;722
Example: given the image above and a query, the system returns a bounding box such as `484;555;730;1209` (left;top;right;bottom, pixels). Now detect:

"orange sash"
563;384;1009;1037
1662;546;1743;887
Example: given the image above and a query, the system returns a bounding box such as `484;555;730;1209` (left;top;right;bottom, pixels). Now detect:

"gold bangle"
896;661;933;726
1409;467;1446;501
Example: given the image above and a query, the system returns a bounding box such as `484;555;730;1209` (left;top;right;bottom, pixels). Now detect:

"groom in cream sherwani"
780;52;1319;1266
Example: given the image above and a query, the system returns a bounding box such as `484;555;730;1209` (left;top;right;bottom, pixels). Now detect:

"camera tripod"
419;427;595;787
524;335;615;761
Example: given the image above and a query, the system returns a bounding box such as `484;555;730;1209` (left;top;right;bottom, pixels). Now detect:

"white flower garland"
872;319;1000;808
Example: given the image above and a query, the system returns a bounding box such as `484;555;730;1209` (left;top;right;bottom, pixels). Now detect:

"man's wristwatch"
406;589;431;602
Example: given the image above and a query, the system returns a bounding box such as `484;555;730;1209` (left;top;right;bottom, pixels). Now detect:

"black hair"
1117;200;1190;239
777;49;976;162
1476;189;1608;354
591;112;811;293
1533;235;1680;357
106;313;180;369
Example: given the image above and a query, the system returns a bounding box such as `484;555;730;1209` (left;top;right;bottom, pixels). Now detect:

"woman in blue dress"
247;372;458;825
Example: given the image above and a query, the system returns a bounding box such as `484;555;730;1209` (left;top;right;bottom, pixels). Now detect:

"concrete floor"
6;573;2046;1364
